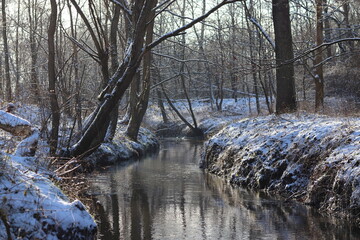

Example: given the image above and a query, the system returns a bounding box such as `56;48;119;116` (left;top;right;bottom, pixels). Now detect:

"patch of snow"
0;154;96;239
0;110;31;128
85;125;159;167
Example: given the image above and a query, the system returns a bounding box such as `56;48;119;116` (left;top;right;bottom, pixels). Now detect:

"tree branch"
110;0;132;17
146;0;243;50
292;38;360;64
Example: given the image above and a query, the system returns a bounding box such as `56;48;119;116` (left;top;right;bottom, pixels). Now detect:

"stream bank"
200;113;360;226
0;103;159;239
84;125;159;169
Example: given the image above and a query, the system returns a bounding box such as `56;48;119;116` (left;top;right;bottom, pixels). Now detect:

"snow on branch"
0;110;32;136
15;128;40;157
110;0;132;17
0;110;39;157
243;1;275;50
286;38;360;66
249;17;275;50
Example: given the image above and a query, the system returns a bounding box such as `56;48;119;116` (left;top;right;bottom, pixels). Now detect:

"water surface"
88;139;360;240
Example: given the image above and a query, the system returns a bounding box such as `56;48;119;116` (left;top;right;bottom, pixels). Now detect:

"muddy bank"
200;114;360;226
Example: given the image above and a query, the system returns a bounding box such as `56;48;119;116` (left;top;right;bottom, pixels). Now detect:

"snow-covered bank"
0;104;97;239
145;98;257;137
200;114;360;225
0;154;96;239
85;125;159;167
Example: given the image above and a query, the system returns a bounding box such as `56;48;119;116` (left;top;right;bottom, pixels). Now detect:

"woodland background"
0;0;359;155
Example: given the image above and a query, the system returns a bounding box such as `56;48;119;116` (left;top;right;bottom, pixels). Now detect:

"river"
88;139;360;240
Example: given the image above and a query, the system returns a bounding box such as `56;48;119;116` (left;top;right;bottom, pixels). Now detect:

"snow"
144;97;262;137
0;110;31;128
201;113;360;223
0;103;97;239
15;128;40;157
0;154;96;239
85;125;159;167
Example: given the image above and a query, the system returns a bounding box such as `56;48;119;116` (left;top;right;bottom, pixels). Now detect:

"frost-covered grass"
201;113;360;224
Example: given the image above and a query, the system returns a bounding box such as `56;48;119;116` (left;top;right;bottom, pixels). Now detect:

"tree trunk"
126;0;157;141
2;0;12;102
106;4;121;141
15;0;21;100
230;4;238;102
67;0;82;132
199;0;215;108
272;0;297;113
28;0;41;104
68;0;240;158
48;0;60;155
154;79;168;123
324;0;332;58
314;0;324;111
245;2;261;114
70;0;154;157
343;2;354;50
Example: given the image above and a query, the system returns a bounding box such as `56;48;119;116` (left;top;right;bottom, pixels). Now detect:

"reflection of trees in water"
92;196;114;240
129;163;153;240
203;173;359;240
91;140;360;240
110;174;120;240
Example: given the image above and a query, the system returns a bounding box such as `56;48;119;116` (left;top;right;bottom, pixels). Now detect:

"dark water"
88;139;360;240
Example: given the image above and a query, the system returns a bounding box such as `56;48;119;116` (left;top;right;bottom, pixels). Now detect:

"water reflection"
88;139;360;240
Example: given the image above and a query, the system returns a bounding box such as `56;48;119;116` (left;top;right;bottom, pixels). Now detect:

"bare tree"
69;0;242;158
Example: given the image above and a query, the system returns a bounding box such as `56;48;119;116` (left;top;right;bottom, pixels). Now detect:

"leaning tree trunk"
69;0;241;158
272;0;297;113
69;0;153;157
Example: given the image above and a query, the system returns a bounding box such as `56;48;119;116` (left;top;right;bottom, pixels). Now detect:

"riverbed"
88;139;360;240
